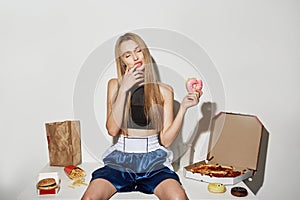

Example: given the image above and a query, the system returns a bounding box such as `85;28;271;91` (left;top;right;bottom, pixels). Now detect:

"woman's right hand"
119;65;145;93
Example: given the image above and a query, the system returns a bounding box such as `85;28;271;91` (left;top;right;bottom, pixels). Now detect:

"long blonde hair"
114;32;164;132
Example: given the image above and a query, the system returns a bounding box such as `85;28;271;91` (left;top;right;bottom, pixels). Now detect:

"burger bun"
37;178;58;190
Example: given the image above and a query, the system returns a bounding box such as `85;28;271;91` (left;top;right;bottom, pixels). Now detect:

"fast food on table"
64;165;88;189
36;178;59;190
190;164;244;178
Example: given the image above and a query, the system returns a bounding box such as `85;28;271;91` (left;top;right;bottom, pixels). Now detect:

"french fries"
69;167;85;179
64;165;88;189
68;177;88;189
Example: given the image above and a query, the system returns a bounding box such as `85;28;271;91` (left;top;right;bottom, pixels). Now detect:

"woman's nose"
133;53;138;60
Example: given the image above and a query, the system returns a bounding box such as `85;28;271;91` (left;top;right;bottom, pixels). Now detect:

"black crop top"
128;86;153;129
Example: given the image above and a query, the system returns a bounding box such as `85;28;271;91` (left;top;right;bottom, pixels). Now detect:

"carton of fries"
64;165;86;179
64;165;88;188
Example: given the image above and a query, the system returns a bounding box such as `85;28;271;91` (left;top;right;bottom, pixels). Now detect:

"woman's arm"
106;66;145;136
159;84;201;147
105;79;127;136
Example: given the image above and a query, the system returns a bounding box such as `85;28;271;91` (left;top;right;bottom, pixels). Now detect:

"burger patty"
37;178;58;190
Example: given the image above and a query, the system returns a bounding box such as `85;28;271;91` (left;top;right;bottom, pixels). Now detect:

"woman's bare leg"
81;178;117;200
154;179;187;200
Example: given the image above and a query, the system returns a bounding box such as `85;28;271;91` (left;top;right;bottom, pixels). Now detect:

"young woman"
82;32;202;200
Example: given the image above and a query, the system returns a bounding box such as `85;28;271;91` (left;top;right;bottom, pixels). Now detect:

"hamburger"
37;178;58;190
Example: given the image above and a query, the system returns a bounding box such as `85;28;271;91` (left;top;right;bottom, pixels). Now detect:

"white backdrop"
1;0;300;199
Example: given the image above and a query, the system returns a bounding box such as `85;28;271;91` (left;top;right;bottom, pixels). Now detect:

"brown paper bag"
45;120;82;166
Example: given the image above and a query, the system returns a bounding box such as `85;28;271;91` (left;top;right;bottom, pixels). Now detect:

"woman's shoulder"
158;82;174;96
107;78;118;88
107;78;120;94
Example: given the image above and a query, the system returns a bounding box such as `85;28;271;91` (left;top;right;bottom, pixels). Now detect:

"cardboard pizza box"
36;172;60;195
183;112;263;185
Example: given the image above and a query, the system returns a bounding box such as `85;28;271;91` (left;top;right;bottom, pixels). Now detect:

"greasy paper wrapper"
45;120;82;166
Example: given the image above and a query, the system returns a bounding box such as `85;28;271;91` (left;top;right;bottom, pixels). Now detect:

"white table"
18;163;257;200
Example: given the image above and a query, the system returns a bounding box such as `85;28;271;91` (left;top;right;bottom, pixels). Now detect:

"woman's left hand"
181;91;202;111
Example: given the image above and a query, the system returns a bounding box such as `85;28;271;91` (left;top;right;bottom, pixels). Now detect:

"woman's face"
119;40;145;71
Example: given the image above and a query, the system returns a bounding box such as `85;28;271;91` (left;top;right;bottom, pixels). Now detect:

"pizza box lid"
206;112;263;170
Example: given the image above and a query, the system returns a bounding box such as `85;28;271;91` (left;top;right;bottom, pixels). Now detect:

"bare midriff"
126;128;158;137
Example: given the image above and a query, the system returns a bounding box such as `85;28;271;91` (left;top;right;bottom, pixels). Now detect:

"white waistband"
114;134;161;153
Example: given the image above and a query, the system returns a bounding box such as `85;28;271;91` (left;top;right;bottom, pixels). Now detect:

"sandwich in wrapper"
37;178;58;190
36;173;60;195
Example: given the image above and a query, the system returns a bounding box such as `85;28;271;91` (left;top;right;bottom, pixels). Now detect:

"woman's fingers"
187;92;198;101
123;66;144;89
187;90;203;100
132;68;144;82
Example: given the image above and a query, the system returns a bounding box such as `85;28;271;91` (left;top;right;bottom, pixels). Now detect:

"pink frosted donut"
186;78;203;93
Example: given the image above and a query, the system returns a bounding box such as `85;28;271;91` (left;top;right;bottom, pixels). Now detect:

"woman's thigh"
81;178;117;200
153;179;187;200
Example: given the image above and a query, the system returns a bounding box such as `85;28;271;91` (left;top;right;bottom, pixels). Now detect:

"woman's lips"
134;61;143;67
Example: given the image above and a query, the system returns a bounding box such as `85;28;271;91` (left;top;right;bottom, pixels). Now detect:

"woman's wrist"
179;104;187;116
118;85;129;95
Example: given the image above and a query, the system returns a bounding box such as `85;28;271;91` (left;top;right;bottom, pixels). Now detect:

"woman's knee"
157;188;187;200
81;179;116;200
81;195;93;200
172;188;188;200
154;179;188;200
81;189;115;200
81;191;104;200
